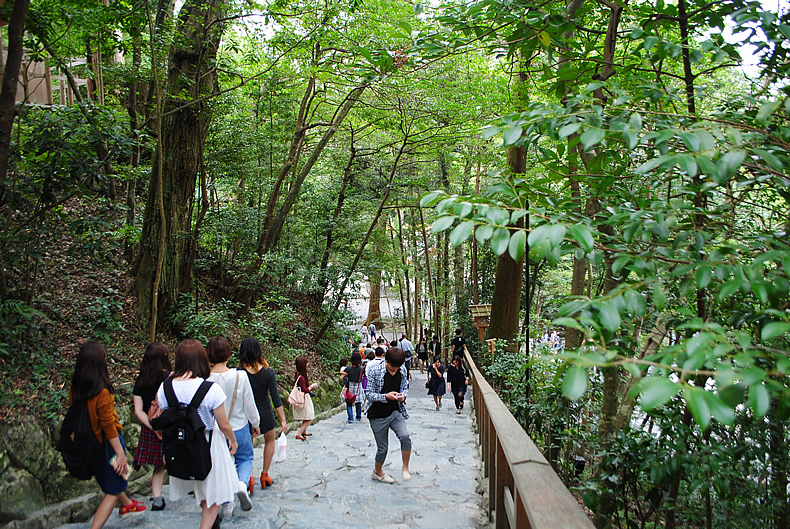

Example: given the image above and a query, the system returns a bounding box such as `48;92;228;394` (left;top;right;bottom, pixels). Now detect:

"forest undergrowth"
0;197;337;428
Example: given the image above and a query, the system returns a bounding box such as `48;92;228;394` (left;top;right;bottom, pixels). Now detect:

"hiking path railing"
465;350;594;529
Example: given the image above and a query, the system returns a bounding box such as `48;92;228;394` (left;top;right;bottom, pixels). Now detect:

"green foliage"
83;288;126;344
0;300;48;364
169;294;240;343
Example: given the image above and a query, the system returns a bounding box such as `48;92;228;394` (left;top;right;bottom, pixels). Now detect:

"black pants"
452;388;465;409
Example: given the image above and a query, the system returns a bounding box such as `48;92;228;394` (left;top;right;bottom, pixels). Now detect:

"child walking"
69;341;146;528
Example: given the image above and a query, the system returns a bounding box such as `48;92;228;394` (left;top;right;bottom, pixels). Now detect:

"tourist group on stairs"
62;330;469;529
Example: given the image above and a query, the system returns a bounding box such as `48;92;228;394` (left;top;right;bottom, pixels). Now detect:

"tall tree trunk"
318;140;356;297
395;209;413;337
132;0;227;330
489;144;526;352
315;137;409;342
260;83;366;255
124;3;143;260
368;268;382;329
0;0;31;194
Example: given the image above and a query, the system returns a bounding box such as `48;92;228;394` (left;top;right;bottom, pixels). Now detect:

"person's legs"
369;417;390;476
233;426;254;485
199;501;220;529
346;403;354;422
454;389;463;410
355;401;362;420
296;419;311;437
390;413;412;476
433;395;439;410
90;494;119;529
262;428;276;476
152;466;165;498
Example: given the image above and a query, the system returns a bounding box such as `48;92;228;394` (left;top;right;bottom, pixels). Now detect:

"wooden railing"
465;350;595;529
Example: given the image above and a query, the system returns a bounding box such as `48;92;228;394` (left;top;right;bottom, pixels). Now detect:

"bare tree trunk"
0;0;31;192
367;268;382;330
181;149;209;293
319;139;357;297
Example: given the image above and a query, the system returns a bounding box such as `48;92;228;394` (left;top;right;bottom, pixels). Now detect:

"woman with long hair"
293;356;318;440
132;342;171;510
156;339;238;529
238;338;287;491
70;341;146;528
207;337;259;518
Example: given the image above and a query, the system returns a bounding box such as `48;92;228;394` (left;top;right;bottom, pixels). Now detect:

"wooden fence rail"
465;350;595;529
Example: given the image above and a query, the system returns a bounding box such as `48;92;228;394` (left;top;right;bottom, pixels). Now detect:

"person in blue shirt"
366;347;411;484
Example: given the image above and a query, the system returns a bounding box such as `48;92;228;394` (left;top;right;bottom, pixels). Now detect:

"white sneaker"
371;471;395;484
236;481;253;511
222;502;234;518
402;470;412;481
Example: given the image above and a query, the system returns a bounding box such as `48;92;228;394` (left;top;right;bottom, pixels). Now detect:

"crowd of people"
66;329;471;529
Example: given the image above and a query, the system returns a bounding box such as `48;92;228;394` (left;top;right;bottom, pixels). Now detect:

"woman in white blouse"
207;337;260;518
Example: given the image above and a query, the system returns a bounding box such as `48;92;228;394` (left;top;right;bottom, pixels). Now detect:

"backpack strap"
189;380;213;409
163;378;179;408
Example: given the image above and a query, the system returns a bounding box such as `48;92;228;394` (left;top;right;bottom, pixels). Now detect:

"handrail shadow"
465;350;594;529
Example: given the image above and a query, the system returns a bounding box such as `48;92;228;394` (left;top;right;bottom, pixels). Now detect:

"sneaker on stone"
222;502;234;518
119;499;146;518
236;482;253;511
371;471;395;484
151;497;166;511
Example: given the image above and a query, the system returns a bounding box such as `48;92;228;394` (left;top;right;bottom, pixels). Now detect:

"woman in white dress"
207;337;260;518
156;339;238;529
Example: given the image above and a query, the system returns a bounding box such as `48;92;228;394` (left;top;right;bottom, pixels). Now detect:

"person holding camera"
366;347;411;484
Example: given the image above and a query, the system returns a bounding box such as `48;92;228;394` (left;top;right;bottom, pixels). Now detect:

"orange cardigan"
69;387;122;442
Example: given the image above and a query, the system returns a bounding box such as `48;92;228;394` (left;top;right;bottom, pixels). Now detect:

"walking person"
132;342;171;511
416;337;428;375
369;322;377;340
446;355;470;414
427;358;446;410
238;337;287;491
343;351;364;423
69;341;147;529
451;329;466;356
399;333;414;377
428;336;441;363
156;339;239;529
293;356;318;440
207;337;259;517
366;347;411;484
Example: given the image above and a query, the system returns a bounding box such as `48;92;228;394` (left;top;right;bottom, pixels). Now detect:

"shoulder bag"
288;375;306;409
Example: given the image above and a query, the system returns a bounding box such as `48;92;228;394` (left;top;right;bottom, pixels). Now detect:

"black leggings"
452;388;465;409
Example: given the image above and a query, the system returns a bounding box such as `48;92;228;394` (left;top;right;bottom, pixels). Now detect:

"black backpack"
151;379;213;480
59;400;105;480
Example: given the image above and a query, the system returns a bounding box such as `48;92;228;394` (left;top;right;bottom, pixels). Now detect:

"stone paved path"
54;371;485;529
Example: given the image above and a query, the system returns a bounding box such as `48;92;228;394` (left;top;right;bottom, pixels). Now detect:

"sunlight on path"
54;374;485;529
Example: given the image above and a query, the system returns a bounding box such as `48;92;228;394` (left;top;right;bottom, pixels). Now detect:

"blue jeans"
346;401;362;421
233;425;254;484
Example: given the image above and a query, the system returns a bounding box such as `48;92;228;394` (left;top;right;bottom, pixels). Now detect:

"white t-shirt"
208;369;260;431
156;378;227;430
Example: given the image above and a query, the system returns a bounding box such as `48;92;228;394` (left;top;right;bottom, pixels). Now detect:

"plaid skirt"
134;425;164;468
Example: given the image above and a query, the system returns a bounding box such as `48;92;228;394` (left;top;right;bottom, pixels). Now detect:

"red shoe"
260;471;273;489
248;475;255;496
119;499;146;518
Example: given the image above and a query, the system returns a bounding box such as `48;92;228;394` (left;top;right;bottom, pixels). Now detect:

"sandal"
260;472;273;489
248;476;255;496
304;432;313;436
295;434;307;441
